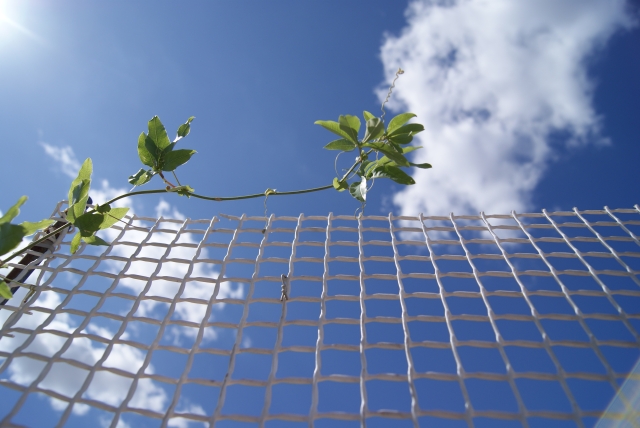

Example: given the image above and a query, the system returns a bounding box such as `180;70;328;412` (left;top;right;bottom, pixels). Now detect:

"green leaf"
175;116;195;141
69;179;90;207
368;164;415;185
349;180;367;203
363;111;375;121
411;162;432;169
324;138;356;151
0;223;27;257
162;149;197;171
128;169;155;186
314;120;357;143
338;115;360;142
362;142;410;167
66;196;89;225
388;123;424;137
96;204;111;213
332;177;348;192
387;113;416;135
70;232;82;254
388;133;414;145
162;142;176;155
0;281;12;299
363;118;384;143
377;146;422;166
137;132;156;168
20;219;54;236
82;235;110;247
0;196;27;225
74;212;105;236
67;158;92;205
148;116;171;151
99;208;129;230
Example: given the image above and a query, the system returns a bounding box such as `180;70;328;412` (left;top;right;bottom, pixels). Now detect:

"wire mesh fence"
1;202;639;428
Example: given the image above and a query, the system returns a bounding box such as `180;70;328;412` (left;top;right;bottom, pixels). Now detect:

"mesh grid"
1;202;639;427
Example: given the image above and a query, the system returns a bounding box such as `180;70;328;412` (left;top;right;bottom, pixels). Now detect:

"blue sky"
0;0;635;222
1;1;639;427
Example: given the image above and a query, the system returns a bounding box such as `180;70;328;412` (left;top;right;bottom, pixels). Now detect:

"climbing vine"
0;70;430;300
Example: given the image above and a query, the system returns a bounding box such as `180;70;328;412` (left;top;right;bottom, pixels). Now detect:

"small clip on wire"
280;274;289;302
22;284;37;305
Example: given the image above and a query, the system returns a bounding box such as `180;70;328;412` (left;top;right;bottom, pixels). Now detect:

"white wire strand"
0;204;639;426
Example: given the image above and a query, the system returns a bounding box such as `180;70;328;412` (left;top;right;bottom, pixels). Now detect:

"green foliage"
162;149;197;171
0;197;54;258
64;159;130;255
349;180;367;203
324;139;356;151
316;110;430;207
4;76;433;303
131;116;196;188
0;196;54;299
332;177;348;192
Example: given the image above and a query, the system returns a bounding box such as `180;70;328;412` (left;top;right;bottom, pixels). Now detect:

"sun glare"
0;4;47;47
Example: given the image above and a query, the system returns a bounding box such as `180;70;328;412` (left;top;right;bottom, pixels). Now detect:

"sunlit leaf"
82;235;110;247
362;142;410;167
148;116;171;151
332;177;348;192
338;115;360;142
162;142;176;154
387;113;416;135
388;133;414;145
74;212;105;236
388;123;424;137
20;219;54;236
175;116;195;141
363;118;384;143
128;169;155;186
363;111;376;121
0;223;27;257
0;196;27;225
314;120;357;143
69;179;90;207
162;149;197;171
96;204;111;213
67;159;92;206
137;132;156;168
349;180;366;203
324;138;356;151
66;195;89;224
0;281;12;299
377;146;422;166
70;232;82;254
99;208;129;230
368;164;415;185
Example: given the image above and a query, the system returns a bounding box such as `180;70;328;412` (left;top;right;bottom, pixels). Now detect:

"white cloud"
1;166;243;424
380;0;636;216
40;143;82;179
0;291;168;419
101;199;244;343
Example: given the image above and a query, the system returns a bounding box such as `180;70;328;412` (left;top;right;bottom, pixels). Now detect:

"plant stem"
190;184;334;201
157;171;176;188
3;157;364;266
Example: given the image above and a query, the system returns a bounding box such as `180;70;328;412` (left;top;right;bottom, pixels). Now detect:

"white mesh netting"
1;202;639;428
